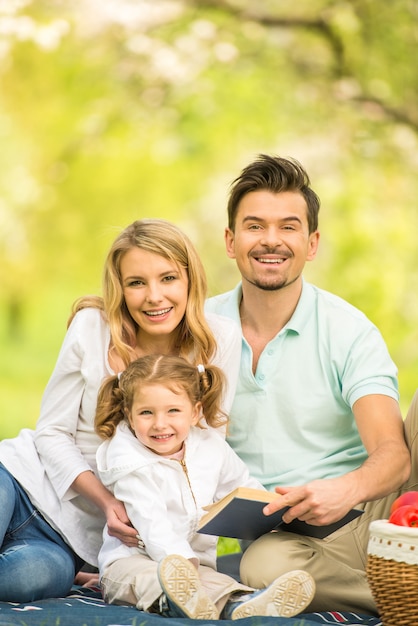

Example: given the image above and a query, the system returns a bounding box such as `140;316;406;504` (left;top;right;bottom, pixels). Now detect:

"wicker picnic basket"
366;519;418;626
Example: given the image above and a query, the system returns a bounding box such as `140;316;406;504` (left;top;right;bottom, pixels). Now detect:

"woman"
0;219;241;602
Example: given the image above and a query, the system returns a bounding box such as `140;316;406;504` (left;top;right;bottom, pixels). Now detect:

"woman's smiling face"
120;247;188;344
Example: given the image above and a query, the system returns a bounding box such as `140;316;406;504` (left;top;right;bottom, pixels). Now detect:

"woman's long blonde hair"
95;354;227;438
69;219;217;368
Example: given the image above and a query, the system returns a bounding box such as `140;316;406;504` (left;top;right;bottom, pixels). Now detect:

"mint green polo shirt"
205;281;399;491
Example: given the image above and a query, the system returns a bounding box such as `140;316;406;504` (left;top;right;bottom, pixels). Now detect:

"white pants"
101;552;253;613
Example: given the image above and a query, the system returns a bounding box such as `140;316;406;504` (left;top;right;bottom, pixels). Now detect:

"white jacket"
0;308;241;565
97;422;263;572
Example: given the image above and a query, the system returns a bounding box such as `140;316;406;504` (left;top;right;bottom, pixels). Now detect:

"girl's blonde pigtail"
95;375;126;439
197;364;228;429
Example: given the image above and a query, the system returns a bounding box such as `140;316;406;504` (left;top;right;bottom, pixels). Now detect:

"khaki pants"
240;390;418;615
101;552;253;613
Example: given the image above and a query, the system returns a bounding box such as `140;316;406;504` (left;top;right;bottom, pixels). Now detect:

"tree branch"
187;0;418;133
190;0;345;75
351;95;418;132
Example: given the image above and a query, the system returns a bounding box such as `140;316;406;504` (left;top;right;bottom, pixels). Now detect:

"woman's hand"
71;470;140;547
105;498;139;547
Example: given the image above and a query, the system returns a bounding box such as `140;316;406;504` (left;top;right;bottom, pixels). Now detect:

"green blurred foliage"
217;536;240;557
1;0;418;440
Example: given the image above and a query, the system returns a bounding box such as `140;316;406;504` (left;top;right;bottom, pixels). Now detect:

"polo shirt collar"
284;279;315;335
232;278;314;336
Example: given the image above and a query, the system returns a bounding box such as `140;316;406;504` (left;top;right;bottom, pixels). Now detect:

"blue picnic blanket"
0;586;383;626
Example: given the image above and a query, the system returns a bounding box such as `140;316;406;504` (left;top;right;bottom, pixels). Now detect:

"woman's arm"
34;309;137;544
73;470;138;546
34;310;103;496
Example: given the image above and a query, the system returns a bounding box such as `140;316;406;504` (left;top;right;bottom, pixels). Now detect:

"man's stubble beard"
247;273;300;292
253;280;287;292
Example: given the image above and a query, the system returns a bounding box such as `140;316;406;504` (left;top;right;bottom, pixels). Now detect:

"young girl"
95;354;315;620
0;219;241;602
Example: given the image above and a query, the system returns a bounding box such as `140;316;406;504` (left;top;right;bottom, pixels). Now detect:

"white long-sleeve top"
97;422;263;573
0;308;241;565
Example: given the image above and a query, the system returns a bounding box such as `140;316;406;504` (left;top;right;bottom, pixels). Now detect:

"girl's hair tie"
197;364;205;374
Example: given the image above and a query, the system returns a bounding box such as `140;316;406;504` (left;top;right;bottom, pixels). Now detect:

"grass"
217;536;241;556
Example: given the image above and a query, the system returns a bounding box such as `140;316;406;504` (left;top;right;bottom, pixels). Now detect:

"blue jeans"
0;464;83;602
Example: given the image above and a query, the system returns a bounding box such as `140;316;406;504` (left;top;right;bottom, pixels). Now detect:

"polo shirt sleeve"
337;318;399;407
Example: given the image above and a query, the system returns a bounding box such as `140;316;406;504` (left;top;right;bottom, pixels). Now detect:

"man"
206;154;416;614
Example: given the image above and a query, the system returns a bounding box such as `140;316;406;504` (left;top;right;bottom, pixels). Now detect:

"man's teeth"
258;258;285;264
146;308;171;316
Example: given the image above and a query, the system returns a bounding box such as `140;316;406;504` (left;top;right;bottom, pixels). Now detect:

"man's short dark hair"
227;154;320;233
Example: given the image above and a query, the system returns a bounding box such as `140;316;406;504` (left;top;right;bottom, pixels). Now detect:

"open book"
197;487;363;541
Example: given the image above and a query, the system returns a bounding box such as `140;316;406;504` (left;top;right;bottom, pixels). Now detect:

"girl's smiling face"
127;382;201;456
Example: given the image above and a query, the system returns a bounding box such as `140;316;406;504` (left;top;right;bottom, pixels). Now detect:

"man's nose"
260;227;282;247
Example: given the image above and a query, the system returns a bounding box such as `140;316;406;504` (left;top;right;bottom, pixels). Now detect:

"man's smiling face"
225;190;319;292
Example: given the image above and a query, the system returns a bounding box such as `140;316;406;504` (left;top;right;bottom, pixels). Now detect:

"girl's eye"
127;279;144;287
139;410;152;416
163;275;176;282
168;408;180;413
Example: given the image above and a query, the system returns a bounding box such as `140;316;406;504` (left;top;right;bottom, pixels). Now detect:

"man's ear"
225;227;236;259
307;230;320;261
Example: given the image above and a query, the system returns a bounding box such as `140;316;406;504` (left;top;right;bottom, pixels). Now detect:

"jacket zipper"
178;458;197;508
